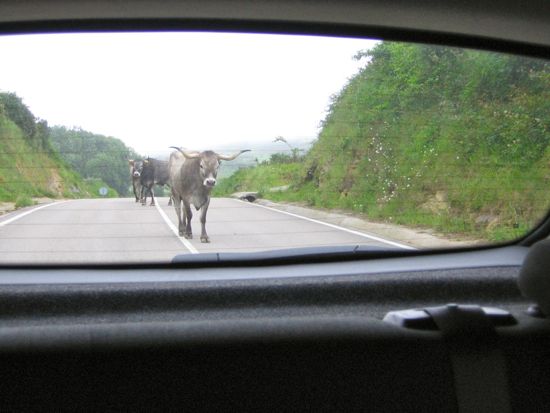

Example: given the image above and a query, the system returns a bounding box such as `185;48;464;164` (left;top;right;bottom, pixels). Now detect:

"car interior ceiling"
0;1;549;412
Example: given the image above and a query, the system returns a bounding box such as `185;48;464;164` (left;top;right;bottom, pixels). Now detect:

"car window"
0;32;548;264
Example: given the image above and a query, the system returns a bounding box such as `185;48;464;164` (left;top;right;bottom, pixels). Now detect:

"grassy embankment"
0;93;117;207
216;42;550;242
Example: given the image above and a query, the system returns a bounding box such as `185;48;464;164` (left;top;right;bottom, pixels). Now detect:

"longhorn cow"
169;147;250;243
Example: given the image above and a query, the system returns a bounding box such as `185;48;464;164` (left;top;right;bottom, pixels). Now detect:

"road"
0;197;412;264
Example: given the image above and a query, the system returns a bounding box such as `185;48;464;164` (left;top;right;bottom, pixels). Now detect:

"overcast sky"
0;32;377;155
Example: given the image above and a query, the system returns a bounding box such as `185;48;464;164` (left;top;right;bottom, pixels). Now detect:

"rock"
421;191;449;213
231;192;259;202
474;214;501;230
268;185;290;192
0;202;16;215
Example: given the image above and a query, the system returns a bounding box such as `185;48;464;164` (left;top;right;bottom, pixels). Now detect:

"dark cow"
169;147;250;243
128;159;144;202
140;157;172;206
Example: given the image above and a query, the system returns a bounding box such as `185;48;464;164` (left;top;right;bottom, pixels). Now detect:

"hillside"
0;92;114;205
49;126;141;196
216;42;550;241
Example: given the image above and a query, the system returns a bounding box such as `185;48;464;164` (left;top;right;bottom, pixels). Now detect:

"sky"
0;32;377;155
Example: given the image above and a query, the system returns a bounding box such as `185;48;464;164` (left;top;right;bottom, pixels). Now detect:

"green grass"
0;113;117;202
214;163;302;198
14;195;35;209
215;154;550;244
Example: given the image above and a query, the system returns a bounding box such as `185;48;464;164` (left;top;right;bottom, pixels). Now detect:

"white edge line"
154;201;199;254
0;200;70;227
233;199;416;250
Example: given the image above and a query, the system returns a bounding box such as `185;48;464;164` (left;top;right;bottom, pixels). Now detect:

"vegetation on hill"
0;92;108;203
217;42;550;242
215;152;302;198
49;126;140;196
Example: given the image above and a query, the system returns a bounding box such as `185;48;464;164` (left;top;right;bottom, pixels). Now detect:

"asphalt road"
0;197;412;264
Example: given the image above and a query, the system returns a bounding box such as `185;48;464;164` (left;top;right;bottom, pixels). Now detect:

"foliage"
219;42;550;242
0;92;53;151
265;151;304;165
215;161;302;198
272;136;304;162
15;195;35;209
84;178;119;198
0;93;37;139
0;92;116;202
49;126;140;196
0;103;99;202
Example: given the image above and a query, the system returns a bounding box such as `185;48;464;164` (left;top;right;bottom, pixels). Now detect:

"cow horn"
217;149;251;161
170;146;201;159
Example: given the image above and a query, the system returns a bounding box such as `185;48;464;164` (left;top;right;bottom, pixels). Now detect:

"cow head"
170;147;251;188
129;159;144;178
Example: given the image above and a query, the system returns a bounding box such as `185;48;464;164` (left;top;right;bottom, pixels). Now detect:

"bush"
15;196;35;209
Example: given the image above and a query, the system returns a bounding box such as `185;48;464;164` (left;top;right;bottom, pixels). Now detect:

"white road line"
154;202;199;254
0;201;69;227
234;199;416;250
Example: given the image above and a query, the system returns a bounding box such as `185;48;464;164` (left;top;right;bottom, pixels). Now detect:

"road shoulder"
250;199;478;249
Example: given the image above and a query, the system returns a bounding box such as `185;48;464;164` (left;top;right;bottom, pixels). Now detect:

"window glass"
0;33;548;264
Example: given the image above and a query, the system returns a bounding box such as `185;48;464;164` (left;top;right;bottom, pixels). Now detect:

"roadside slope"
217;42;550;243
0;92;113;210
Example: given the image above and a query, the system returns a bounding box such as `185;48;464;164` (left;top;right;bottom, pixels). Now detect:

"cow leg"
183;201;193;239
172;195;185;237
141;185;146;205
199;198;210;243
133;182;140;202
142;184;152;205
149;186;155;206
164;185;173;206
142;185;154;206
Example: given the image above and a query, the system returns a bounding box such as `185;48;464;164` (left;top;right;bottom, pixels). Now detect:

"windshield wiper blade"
171;245;412;267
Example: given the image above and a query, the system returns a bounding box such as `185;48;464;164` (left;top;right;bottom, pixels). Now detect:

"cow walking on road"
140;157;172;207
169;147;250;243
128;160;144;202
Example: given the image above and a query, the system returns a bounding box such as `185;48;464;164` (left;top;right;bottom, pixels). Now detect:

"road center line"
0;201;69;227
233;199;416;250
154;201;199;254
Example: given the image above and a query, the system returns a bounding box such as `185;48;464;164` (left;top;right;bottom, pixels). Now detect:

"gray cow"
169;147;250;243
140;157;172;206
128;159;144;202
